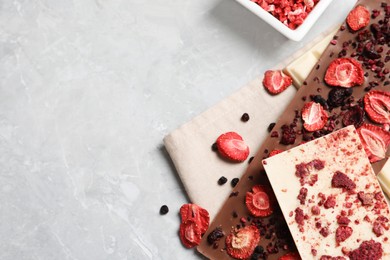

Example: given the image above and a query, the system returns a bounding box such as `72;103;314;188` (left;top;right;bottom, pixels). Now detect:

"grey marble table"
0;0;357;259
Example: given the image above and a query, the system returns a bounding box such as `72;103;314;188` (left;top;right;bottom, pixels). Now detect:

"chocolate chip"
248;157;254;164
211;142;218;152
231;178;239;187
268;122;276;132
241;113;250;122
207;227;225;245
159;205;169;215
218;176;228;185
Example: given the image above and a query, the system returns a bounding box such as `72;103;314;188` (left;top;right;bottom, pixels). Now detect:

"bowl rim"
234;0;335;41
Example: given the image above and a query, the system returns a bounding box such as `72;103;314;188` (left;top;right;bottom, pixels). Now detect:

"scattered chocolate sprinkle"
229;191;239;197
231;178;239;188
218;176;228;185
268;123;276;132
241;113;250;122
159;205;169;215
248;157;254;164
207;227;225;245
211;142;218;152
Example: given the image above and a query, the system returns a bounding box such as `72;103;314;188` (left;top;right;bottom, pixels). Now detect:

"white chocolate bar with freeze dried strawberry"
263;126;390;259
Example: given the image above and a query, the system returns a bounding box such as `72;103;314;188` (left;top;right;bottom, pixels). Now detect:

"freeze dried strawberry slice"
347;5;370;31
279;251;302;260
324;58;364;88
179;203;209;234
301;101;328;132
262;70;292;95
357;123;390;163
179;219;202;248
364;90;390;124
246;185;274;217
216;132;249;162
225;225;260;260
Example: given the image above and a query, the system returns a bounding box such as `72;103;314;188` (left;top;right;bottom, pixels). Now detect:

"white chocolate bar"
378;160;390;198
263;126;390;259
284;28;338;88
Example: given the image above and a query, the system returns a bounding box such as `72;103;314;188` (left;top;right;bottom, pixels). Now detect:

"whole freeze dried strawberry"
357;123;390;163
301;101;328;132
279;251;302;260
262;70;292;95
246;185;274;217
364;90;390;124
347;5;370;31
324;58;364;88
179;203;209;234
179;219;202;248
225;225;260;260
216;132;250;162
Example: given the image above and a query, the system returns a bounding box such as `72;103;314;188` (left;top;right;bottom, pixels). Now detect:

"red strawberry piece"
225;225;260;260
179;204;209;234
269;149;283;157
364;90;390;124
262;70;292;95
216;132;250;162
179;219;202;248
301;101;328;132
279;251;302;260
336;226;353;245
357;123;390;163
324;58;364;88
246;185;274;217
347;5;370;31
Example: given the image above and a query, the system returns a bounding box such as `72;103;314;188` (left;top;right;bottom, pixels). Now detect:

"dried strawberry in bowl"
233;0;334;41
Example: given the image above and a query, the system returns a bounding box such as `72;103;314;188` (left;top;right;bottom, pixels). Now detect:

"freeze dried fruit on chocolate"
301;101;328;132
335;226;353;245
263;70;292;95
225;225;260;260
342;106;364;128
324;58;364;88
278;251;301;260
364;90;390;124
331;171;356;191
216;132;250;162
246;185;274;217
348;239;383;260
347;5;370;31
179;203;209;248
357;123;390;163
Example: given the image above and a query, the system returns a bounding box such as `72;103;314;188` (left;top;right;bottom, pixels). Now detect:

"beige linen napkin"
164;29;336;220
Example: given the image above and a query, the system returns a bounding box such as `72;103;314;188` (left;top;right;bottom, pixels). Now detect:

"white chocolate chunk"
285;52;318;88
263;126;390;259
378;159;390;198
284;28;338;88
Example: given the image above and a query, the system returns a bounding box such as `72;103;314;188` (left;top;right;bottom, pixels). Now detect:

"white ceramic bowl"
234;0;335;41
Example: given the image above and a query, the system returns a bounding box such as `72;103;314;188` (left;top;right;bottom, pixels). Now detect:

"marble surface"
0;0;357;259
